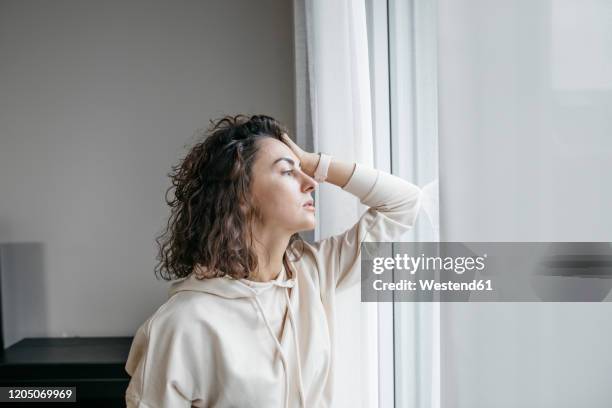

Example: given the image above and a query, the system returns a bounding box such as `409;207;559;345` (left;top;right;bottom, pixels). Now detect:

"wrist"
313;153;332;183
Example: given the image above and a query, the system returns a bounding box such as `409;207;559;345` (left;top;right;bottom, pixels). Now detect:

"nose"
300;170;318;192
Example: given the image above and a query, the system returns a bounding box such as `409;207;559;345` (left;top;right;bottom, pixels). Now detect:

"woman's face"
250;137;318;234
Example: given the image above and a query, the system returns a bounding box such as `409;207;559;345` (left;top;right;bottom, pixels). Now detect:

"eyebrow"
272;157;301;169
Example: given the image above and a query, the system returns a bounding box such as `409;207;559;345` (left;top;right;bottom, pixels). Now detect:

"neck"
248;225;292;282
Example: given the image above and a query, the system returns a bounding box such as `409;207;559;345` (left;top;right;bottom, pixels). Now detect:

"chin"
295;221;316;233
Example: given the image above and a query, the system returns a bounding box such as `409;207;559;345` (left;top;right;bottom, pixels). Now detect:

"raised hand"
280;133;321;177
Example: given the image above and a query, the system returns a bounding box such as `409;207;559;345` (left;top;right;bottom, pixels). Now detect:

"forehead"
257;137;298;164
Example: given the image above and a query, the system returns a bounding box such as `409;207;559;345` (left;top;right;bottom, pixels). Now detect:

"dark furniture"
0;336;133;407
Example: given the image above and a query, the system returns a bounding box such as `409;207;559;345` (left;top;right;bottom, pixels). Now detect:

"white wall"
438;0;612;406
0;0;294;344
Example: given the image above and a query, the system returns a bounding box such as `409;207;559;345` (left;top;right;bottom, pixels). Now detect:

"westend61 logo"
360;242;612;302
371;253;487;275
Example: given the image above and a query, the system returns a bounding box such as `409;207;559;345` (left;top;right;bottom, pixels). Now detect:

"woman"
124;114;422;407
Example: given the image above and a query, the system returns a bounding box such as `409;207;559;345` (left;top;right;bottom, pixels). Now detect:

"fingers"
281;133;303;155
281;133;296;147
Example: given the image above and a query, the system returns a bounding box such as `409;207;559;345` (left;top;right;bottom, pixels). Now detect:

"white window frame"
367;0;440;407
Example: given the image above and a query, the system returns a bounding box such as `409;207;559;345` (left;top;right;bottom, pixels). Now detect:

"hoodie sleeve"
310;163;422;296
124;312;201;407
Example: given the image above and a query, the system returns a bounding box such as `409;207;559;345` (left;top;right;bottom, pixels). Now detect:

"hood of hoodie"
167;262;296;300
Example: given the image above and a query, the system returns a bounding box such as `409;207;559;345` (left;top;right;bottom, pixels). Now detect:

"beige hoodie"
124;163;422;407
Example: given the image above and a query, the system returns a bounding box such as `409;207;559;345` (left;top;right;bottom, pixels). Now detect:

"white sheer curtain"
295;0;377;406
294;0;440;406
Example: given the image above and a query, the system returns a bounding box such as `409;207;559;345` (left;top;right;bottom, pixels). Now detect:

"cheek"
258;183;301;217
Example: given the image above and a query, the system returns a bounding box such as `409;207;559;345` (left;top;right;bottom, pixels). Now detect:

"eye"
282;170;294;176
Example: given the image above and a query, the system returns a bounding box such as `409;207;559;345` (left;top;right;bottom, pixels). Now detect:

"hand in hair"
280;133;321;177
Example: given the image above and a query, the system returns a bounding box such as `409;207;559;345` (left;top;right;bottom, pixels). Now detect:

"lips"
303;199;315;208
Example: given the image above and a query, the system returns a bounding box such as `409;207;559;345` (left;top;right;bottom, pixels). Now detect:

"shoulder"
144;291;227;339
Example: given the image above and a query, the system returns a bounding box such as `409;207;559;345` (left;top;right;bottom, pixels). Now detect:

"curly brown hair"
154;114;306;281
